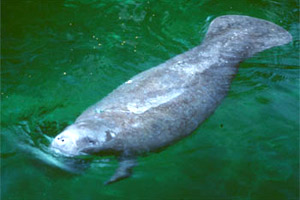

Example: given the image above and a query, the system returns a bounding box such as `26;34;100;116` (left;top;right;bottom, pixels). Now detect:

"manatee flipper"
105;157;137;185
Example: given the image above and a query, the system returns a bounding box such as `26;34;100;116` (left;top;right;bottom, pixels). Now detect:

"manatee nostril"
56;136;65;143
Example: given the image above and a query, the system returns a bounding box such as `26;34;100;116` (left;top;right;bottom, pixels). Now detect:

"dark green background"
1;0;299;199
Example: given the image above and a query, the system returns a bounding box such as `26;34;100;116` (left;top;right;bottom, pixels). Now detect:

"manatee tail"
203;15;292;60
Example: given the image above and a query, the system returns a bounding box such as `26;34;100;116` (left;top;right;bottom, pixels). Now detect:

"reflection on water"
1;0;299;199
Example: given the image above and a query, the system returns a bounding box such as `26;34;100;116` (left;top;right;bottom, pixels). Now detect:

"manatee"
50;15;292;184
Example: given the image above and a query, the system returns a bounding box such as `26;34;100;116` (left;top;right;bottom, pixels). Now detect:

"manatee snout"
51;134;77;155
50;125;106;156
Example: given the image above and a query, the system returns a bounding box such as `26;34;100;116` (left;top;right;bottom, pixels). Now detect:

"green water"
1;0;299;199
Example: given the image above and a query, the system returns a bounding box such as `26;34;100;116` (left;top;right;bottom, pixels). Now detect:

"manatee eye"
87;137;96;144
105;131;112;141
77;137;98;146
105;130;116;142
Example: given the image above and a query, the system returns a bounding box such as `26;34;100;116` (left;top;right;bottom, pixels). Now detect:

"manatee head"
50;122;113;156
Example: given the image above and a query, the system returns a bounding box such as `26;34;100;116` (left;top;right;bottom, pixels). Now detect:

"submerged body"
51;15;292;183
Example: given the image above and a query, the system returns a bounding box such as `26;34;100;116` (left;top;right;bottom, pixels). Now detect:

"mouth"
50;141;88;157
49;144;66;155
49;141;72;156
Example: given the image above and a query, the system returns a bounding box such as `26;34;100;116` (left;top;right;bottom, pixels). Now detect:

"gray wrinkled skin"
50;15;292;184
